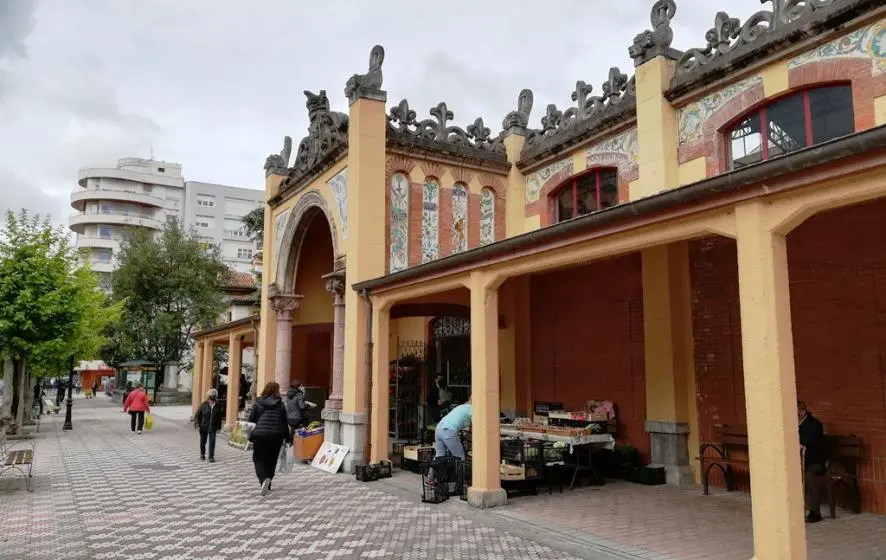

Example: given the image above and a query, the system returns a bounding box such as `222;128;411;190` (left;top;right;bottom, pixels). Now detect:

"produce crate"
421;457;459;504
543;442;565;463
631;465;666;486
355;464;379;482
501;438;544;464
403;445;435;473
293;431;324;463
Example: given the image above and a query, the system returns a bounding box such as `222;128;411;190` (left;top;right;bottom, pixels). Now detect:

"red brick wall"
690;198;886;513
529;253;648;461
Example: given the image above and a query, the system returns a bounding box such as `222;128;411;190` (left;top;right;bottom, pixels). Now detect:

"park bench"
0;419;36;492
698;424;749;495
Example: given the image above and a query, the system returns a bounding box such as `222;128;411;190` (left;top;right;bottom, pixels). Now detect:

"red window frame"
552;168;618;223
725;84;853;170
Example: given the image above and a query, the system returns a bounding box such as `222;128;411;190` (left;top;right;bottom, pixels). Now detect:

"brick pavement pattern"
0;398;593;560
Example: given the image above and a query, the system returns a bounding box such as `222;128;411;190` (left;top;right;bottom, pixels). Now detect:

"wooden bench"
0;421;36;492
816;434;862;518
697;424;749;495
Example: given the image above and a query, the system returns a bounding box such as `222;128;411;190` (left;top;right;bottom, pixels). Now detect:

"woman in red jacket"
123;382;151;434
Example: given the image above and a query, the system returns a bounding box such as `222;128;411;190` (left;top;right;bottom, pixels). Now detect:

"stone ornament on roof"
386;99;506;156
277;90;349;191
522;67;636;156
629;0;680;66
502;89;534;133
676;0;840;76
345;45;386;104
264;136;292;175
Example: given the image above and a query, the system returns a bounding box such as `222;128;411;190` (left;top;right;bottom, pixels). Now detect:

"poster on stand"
311;442;350;473
228;421;256;451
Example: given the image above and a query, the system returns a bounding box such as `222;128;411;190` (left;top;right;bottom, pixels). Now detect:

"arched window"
451;183;468;254
480;188;495;246
552;168;618;223
389;172;410;273
727;84;854;170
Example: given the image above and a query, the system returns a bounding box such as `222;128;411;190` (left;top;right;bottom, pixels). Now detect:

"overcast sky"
0;0;763;226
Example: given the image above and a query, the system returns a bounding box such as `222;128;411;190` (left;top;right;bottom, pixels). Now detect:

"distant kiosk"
116;360;159;403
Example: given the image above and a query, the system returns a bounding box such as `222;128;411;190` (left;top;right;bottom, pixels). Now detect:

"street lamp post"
63;357;75;431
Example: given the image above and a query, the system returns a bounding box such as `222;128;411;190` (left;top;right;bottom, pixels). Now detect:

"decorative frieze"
387;99;506;157
677;76;763;145
451;184;469;255
327;168;348;241
789;17;886;75
389;173;410;273
421;178;440;263
586;128;639;173
480;189;495;246
524;158;573;204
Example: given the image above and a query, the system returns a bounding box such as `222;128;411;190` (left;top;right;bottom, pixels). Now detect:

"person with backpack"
248;381;291;496
195;388;224;462
284;381;316;436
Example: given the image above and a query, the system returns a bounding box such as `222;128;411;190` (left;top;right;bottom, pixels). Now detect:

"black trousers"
129;411;145;432
252;436;283;483
200;430;217;459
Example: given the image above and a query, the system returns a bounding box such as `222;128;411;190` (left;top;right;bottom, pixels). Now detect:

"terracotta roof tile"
223;271;256;289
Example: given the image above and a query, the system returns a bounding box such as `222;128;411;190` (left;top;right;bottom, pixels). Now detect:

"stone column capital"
270;292;303;321
323;271;346;305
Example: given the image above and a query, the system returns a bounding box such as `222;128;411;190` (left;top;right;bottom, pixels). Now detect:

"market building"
236;0;884;557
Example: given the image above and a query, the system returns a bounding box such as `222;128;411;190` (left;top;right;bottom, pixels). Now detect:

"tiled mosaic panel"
480;188;495;246
677;76;762;145
328;167;348;240
451;183;468;254
524;158;572;203
390;172;410;273
789;17;886;75
0;400;586;560
421;178;440;263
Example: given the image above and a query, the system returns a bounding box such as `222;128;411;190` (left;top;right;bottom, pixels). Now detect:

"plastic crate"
420;459;452;504
458;460;472;501
543;442;565;463
501;438;545;464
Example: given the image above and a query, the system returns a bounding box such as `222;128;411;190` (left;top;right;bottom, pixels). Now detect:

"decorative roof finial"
345;45;386;104
628;0;680;66
502;89;534;133
264;136;292;174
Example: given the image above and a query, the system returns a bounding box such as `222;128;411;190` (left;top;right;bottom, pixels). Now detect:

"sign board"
228;421;256;451
126;372;141;384
310;442;350;474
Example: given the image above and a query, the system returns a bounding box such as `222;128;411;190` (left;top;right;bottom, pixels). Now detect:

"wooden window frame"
551;168;618;223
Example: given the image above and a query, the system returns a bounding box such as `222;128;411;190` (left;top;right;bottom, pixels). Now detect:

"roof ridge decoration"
345;45;386;103
676;0;840;76
520;68;637;159
270;90;350;190
386;99;507;157
629;0;680;66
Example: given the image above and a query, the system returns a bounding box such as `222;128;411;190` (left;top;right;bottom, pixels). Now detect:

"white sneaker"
260;479;271;496
137;430;142;435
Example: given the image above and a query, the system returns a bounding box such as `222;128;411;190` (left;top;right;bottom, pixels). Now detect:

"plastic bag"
144;413;154;430
277;443;293;473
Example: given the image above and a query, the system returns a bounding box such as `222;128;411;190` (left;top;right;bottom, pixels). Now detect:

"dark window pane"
576;174;597;216
766;93;805;157
557;188;574;222
809;85;854;144
599;170;619;208
729;115;763;169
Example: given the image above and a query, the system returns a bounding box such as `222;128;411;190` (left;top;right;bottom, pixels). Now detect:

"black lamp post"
63;356;75;431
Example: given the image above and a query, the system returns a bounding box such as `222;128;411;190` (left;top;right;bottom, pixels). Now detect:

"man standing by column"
798;401;826;524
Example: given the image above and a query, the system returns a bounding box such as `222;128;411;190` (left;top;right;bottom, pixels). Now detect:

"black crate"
501;438;544;464
457;460;472;501
355;464;379;482
631;465;666;486
417;447;435;463
421;458;459;504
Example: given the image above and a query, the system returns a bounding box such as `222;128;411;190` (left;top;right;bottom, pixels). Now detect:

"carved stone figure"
280;91;349;191
264;136;292;172
628;0;678;65
501;89;534;132
345;45;385;102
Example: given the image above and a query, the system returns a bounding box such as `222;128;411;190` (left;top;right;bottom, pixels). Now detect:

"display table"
500;426;615;489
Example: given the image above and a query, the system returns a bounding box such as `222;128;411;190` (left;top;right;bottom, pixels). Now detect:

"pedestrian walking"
32;382;45;416
123;382;151;434
195;388;224;462
91;381;100;400
247;381;290;496
284;381;316;437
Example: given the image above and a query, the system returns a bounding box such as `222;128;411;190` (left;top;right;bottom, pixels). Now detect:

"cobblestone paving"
0;399;616;560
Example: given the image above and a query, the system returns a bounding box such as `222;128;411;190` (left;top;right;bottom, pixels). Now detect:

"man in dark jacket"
248;382;290;495
798;401;826;523
285;381;315;435
195;389;224;462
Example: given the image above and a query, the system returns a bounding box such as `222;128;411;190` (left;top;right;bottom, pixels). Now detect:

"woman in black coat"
248;381;290;495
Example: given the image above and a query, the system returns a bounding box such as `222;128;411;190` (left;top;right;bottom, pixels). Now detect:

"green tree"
241;206;264;242
0;211;114;429
111;219;230;366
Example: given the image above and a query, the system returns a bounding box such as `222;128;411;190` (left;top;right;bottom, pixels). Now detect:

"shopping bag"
277;443;293;473
144;414;154;430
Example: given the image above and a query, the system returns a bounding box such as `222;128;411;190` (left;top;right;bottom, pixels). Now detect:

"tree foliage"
111;219;230;365
241;207;264;242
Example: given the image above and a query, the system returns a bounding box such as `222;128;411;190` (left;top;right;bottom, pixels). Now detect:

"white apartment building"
70;158;263;288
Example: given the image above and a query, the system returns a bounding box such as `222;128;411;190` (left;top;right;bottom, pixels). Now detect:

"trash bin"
294;429;324;463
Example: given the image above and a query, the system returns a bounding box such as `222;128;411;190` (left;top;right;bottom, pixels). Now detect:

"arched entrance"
270;191;345;433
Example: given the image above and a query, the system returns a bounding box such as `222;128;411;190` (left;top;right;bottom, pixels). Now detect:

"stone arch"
275;190;341;293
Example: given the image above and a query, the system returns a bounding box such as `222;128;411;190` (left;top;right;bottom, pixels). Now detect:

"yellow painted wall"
633;57;679;200
388;317;428;362
760;59;789;97
875;95;886;126
292;216;335;326
497;279;517;416
677;157;707;187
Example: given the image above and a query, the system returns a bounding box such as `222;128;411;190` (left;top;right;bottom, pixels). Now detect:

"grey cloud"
0;168;67;225
0;0;36;60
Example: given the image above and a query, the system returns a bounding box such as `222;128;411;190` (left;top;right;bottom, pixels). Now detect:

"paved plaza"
3;398;885;560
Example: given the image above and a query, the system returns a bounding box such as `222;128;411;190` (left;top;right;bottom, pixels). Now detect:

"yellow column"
369;306;390;463
503;133;527;239
467;272;507;508
632;56;679;201
191;341;204;415
227;333;242;428
735;201;805;560
341;84;388;471
256;177;281;393
202;341;214;404
641;241;698;485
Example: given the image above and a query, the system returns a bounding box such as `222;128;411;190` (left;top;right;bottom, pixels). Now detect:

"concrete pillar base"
645;420;694;486
321;407;342;445
467;488;508;509
339;412;366;474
